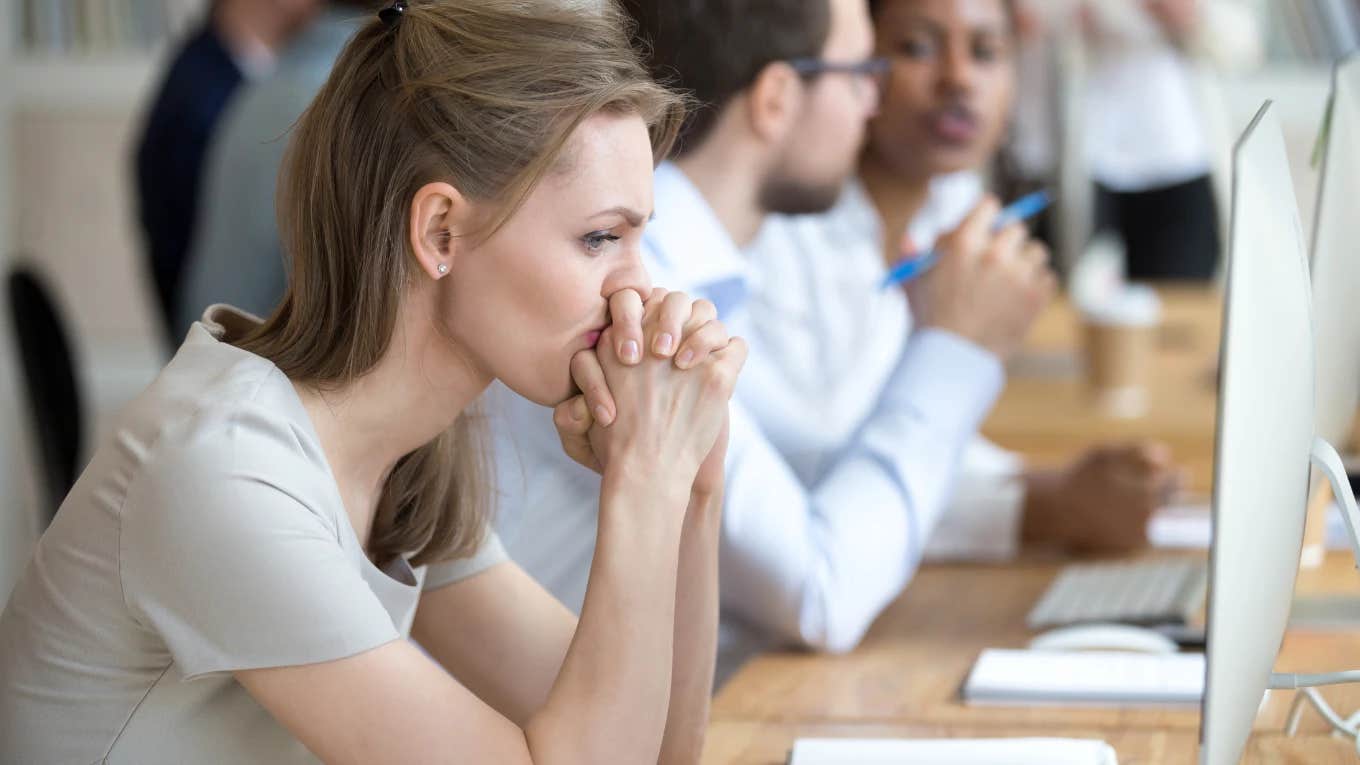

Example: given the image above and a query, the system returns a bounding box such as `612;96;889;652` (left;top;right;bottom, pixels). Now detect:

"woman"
0;2;744;763
744;0;1178;561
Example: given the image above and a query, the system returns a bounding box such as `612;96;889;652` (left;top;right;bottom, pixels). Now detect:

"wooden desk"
710;552;1360;760
702;720;1357;765
713;553;1360;726
982;287;1222;493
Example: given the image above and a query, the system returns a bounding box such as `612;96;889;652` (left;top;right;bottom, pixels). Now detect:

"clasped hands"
552;288;747;501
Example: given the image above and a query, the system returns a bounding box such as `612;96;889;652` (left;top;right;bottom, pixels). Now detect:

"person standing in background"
1012;0;1261;280
1085;0;1222;280
135;0;321;349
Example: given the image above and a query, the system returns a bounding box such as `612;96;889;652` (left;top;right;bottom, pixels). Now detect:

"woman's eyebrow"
589;206;653;226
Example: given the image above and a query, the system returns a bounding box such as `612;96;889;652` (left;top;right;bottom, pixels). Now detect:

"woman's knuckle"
703;365;731;394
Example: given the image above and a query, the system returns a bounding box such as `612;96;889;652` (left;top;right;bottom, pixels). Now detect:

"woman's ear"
409;182;470;280
745;61;804;145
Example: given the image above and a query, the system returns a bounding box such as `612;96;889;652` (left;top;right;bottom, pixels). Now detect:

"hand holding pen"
897;193;1056;361
881;190;1053;289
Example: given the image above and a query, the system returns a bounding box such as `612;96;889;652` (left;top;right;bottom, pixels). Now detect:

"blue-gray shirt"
177;11;362;337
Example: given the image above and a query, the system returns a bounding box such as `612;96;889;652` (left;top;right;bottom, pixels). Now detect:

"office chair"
6;263;82;529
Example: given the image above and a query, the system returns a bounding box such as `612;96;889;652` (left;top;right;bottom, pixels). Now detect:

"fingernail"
594;404;613;426
621;340;639;364
676;349;695;368
655;333;674;355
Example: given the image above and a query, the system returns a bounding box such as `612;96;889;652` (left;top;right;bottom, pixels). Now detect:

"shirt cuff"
923;467;1027;562
880;327;1005;442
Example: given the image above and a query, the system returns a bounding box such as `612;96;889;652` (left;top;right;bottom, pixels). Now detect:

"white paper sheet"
963;648;1204;707
790;737;1119;765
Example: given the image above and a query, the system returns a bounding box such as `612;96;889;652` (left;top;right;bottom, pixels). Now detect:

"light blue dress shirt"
742;174;1028;564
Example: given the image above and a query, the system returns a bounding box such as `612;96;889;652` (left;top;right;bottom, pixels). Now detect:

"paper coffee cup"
1080;285;1161;419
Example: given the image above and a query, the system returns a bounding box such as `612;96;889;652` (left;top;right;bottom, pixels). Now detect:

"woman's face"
867;0;1016;180
440;112;656;407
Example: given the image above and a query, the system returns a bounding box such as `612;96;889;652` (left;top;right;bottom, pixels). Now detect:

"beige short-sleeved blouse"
0;306;505;764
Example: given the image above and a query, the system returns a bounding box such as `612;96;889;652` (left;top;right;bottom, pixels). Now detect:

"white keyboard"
1027;558;1208;630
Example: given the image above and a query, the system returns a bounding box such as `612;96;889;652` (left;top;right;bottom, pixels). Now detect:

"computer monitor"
1199;102;1316;765
1310;53;1360;451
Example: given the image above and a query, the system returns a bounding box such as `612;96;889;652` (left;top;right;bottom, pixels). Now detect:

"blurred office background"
0;0;1354;600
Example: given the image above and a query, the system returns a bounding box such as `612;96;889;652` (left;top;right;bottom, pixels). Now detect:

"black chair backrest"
6;265;81;528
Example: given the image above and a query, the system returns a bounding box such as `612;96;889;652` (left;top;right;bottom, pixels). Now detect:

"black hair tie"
379;1;407;28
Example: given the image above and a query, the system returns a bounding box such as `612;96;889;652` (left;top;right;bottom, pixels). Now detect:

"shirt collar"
644;162;751;308
195;304;264;344
913;171;983;246
819;171;982;256
821;177;882;243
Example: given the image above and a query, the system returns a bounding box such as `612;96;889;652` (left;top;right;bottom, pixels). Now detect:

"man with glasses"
491;0;1052;681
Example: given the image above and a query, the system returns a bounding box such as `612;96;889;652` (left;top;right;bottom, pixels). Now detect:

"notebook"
1147;503;1214;549
789;737;1118;765
962;648;1204;707
1148;502;1351;550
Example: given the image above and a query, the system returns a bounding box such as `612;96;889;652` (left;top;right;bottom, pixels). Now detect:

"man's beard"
757;170;844;217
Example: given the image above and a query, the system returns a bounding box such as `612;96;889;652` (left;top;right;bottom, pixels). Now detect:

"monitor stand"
1288;451;1360;623
1289;449;1360;623
1290;595;1360;626
1267;437;1360;743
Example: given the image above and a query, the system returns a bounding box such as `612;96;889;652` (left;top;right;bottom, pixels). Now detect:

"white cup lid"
1080;284;1162;326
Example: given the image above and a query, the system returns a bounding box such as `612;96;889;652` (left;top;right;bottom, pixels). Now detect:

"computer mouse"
1028;623;1180;654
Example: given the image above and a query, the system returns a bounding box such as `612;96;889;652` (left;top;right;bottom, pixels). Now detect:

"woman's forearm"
524;464;690;765
659;489;722;765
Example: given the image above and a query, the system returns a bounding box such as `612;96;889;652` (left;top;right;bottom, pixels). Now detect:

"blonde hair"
238;0;685;567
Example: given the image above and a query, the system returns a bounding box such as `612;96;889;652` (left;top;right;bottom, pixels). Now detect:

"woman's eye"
974;39;1003;63
582;231;621;254
896;37;934;58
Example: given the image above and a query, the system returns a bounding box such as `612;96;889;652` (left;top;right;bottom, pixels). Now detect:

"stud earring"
436;263;449;275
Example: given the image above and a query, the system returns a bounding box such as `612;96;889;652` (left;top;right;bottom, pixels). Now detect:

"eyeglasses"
786;56;891;99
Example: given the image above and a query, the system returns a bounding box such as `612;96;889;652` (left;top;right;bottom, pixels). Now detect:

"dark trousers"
1094;174;1221;281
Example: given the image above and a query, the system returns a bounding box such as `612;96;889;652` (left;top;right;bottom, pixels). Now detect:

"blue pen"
879;189;1053;290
